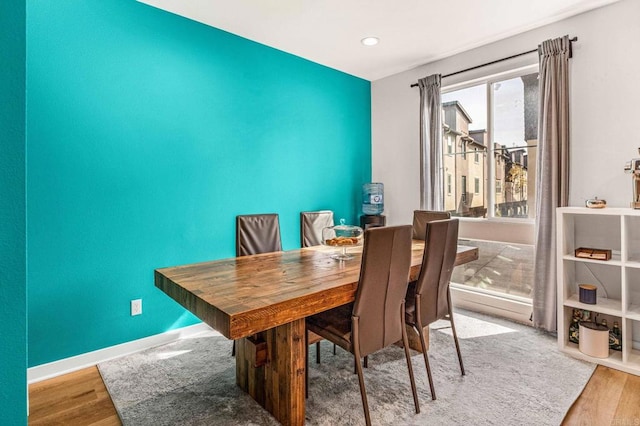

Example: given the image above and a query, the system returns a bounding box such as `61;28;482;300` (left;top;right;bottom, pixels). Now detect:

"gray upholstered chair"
300;210;334;247
306;225;420;425
412;210;451;240
405;218;464;401
232;213;282;356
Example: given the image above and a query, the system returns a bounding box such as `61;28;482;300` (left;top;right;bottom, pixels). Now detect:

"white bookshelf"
557;207;640;376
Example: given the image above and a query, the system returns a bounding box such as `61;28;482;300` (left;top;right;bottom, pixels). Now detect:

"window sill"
451;284;533;325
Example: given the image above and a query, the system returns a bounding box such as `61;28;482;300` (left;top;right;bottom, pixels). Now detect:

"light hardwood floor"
563;365;640;426
28;367;120;425
27;364;640;425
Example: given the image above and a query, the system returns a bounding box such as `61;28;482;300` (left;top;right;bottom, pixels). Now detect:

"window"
438;67;537;311
441;70;538;220
461;175;467;205
447;134;453;154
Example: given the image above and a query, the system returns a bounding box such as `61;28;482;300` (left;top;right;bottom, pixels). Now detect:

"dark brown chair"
232;214;282;355
306;225;420;425
412;210;451;240
300;210;334;247
236;213;282;256
405;218;464;401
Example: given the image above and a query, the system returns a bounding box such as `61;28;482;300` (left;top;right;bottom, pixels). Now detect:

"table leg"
397;324;430;353
236;318;306;426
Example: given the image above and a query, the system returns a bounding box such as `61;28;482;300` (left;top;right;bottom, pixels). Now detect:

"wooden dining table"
155;240;478;426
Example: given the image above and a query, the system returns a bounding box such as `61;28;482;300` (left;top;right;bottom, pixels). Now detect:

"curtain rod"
410;36;577;88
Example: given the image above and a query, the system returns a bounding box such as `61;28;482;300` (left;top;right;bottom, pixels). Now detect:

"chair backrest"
413;218;459;326
236;214;282;256
412;210;451;240
300;210;334;247
352;225;413;357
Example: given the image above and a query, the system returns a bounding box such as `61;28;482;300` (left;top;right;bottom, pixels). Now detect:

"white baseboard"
27;288;532;384
451;284;533;325
27;322;215;384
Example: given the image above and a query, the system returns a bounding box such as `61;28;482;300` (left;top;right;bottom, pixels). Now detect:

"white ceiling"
139;0;620;81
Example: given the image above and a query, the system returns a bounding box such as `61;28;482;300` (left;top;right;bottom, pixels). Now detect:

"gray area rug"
99;310;595;425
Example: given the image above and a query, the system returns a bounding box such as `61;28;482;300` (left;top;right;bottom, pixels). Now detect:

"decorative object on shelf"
624;147;640;209
585;197;606;209
568;309;595;345
575;247;612;261
610;321;622;351
568;309;581;344
578;321;610;358
322;219;363;261
578;284;598;304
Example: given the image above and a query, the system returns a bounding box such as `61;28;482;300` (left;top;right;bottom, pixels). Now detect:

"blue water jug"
362;183;384;215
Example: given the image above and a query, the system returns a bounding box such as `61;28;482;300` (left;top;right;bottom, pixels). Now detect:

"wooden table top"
155;241;478;340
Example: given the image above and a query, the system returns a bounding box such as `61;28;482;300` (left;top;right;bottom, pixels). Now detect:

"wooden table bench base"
236;319;306;426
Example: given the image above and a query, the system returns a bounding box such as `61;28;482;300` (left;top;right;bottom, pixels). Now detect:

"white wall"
372;0;640;239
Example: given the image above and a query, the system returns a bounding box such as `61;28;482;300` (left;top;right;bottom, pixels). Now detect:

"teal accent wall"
27;1;371;366
0;0;27;422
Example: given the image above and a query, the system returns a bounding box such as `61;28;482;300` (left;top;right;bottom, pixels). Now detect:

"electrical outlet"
131;299;142;316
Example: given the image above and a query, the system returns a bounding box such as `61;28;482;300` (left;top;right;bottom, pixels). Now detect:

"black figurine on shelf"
611;321;622;351
569;308;581;344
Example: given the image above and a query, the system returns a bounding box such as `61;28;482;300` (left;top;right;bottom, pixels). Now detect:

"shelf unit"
557;207;640;376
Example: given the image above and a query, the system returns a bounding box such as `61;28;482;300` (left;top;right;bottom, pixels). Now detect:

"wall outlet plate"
131;299;142;316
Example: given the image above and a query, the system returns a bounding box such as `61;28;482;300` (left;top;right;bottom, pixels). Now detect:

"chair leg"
449;315;465;375
352;318;372;426
333;343;336;355
316;341;321;364
448;292;465;376
401;307;420;414
354;354;371;426
417;323;436;400
231;340;235;357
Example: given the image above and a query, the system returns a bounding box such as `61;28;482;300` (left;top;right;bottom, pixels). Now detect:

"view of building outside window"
442;72;538;300
441;72;538;219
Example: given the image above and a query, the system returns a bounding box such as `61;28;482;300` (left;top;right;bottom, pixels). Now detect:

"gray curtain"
533;35;571;331
418;74;444;210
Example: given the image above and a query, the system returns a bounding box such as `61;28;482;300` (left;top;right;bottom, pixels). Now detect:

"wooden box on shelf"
575;247;612;261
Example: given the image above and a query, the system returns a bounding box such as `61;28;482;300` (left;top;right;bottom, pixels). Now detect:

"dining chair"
300;210;334;247
236;213;282;256
232;213;283;356
405;218;464;401
306;225;420;425
300;210;336;363
412;210;451;240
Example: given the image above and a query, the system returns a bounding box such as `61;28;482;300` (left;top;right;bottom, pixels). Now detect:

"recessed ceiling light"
361;37;379;46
